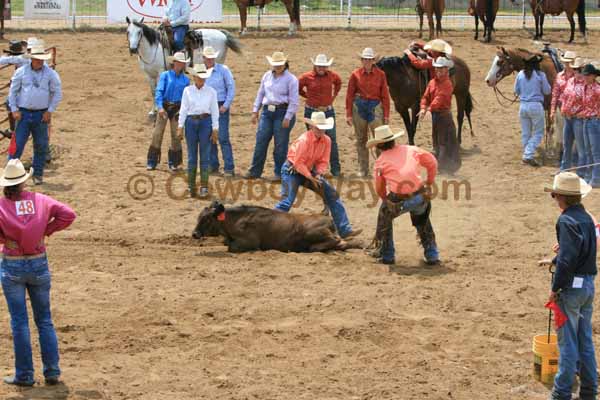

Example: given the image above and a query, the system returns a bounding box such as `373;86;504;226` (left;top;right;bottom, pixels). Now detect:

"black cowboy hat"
524;54;543;64
3;40;27;55
581;63;600;77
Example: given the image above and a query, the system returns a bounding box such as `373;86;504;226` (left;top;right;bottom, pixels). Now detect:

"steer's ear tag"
217;212;225;221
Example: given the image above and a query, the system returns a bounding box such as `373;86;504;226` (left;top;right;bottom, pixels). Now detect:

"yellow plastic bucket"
533;334;559;384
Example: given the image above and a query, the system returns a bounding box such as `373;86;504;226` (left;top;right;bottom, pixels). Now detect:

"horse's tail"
576;0;586;35
293;0;301;25
466;91;475;136
221;30;243;54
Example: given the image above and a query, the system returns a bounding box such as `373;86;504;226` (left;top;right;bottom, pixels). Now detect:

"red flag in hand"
7;132;16;157
545;301;568;329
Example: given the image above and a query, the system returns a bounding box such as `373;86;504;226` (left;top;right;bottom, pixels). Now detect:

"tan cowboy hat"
187;63;212;79
202;46;220;59
358;47;377;59
26;37;40;49
544;172;592;197
167;51;190;64
571;57;585;69
305;111;334;130
424;39;452;55
266;51;287;66
433;56;454;69
366;125;405;148
311;53;333;67
0;159;33;187
24;44;52;60
560;50;577;64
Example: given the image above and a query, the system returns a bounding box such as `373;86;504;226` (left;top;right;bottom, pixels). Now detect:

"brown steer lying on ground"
193;201;362;253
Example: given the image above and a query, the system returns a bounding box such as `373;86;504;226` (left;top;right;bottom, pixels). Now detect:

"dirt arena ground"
0;28;598;400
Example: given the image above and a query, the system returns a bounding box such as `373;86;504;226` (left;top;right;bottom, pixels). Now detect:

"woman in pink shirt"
0;159;76;387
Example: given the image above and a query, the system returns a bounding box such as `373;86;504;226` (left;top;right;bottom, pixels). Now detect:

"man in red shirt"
404;39;452;79
418;57;461;173
274;112;361;239
366;125;439;265
299;54;342;176
345;47;391;178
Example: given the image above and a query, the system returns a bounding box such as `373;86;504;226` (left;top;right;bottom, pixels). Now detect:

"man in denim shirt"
541;171;597;400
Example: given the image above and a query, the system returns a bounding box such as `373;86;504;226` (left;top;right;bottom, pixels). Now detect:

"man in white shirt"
163;0;191;52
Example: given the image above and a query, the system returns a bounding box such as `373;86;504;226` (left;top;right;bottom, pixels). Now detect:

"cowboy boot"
199;168;210;198
188;168;197;197
147;146;161;170
168;149;182;171
416;219;440;265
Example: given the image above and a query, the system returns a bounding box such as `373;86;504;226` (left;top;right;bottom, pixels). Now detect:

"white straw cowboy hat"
571;57;585;69
366;125;405;148
0;159;33;187
24;44;52;60
202;46;220;59
187;63;212;79
560;50;577;64
544;172;592;197
424;39;453;55
26;37;42;50
358;47;377;59
311;53;333;66
305;111;334;130
167;51;190;64
266;51;287;66
433;56;454;69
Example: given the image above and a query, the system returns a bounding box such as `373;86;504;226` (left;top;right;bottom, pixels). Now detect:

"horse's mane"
376;56;409;70
133;21;162;47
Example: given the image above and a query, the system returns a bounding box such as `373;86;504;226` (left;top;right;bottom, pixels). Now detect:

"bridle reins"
492;54;520;107
128;25;164;68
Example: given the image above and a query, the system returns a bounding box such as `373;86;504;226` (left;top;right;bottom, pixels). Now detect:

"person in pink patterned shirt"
0;159;76;387
559;58;586;175
550;51;577;153
580;64;600;187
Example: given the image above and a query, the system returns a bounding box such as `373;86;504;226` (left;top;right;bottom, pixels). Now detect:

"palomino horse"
126;17;241;119
468;0;499;43
512;0;586;43
417;0;445;40
233;0;301;36
376;55;474;146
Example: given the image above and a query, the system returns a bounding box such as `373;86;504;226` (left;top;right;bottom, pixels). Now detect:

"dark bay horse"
417;0;445;40
376;55;474;146
234;0;300;35
513;0;586;43
469;0;499;42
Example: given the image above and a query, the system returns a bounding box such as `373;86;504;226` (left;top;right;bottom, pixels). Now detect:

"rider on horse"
162;0;191;53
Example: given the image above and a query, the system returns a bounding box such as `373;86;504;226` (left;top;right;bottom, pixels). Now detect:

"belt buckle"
267;104;276;112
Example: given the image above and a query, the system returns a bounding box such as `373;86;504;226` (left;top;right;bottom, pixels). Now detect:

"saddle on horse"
158;23;176;55
541;42;564;73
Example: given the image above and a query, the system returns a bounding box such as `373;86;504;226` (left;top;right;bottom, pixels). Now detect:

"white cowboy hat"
266;51;287;66
202;46;220;59
305;111;334;130
311;53;333;66
571;57;585;69
424;39;453;55
187;63;212;79
560;50;577;64
433;56;454;69
0;159;33;187
544;172;592;197
366;125;405;148
26;37;41;49
167;51;190;64
24;44;52;60
358;47;377;59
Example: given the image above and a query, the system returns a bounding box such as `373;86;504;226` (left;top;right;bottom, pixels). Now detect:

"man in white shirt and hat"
162;0;191;52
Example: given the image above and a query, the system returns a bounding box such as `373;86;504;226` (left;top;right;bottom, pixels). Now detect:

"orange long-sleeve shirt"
420;76;453;112
345;67;391;119
287;130;331;178
406;52;435;77
298;70;342;108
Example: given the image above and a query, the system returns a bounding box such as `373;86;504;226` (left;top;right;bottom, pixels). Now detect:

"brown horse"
234;0;300;36
468;0;499;43
376;55;473;146
514;0;586;43
417;0;445;40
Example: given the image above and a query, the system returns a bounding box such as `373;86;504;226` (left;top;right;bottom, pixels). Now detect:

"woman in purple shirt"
246;52;299;181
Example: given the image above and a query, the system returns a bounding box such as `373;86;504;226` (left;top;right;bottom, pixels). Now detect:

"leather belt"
3;252;47;260
389;186;425;202
306;105;333;112
163;101;180;106
188;113;210;120
267;103;288;110
20;107;47;113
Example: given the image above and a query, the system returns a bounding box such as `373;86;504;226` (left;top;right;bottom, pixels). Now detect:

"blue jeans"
248;108;296;178
561;117;586;177
519;102;545;160
185;116;212;185
172;25;188;52
210;107;235;173
274;161;353;236
1;257;60;383
583;118;600;187
304;107;340;176
551;275;598;400
9;108;48;178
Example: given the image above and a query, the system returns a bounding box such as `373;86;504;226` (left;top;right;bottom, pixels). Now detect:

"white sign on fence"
108;0;222;24
24;0;69;19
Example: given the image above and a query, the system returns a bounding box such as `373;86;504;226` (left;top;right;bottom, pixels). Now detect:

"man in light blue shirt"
203;46;236;176
163;0;191;52
514;54;551;167
8;45;62;185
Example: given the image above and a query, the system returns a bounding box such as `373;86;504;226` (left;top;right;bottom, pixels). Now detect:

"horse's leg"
399;107;414;146
411;103;420;146
283;0;296;35
455;94;466;146
428;12;435;40
418;5;424;38
148;76;158;121
540;12;545;38
567;12;575;43
474;15;479;40
257;6;262;31
239;3;248;35
435;9;443;37
533;12;539;39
